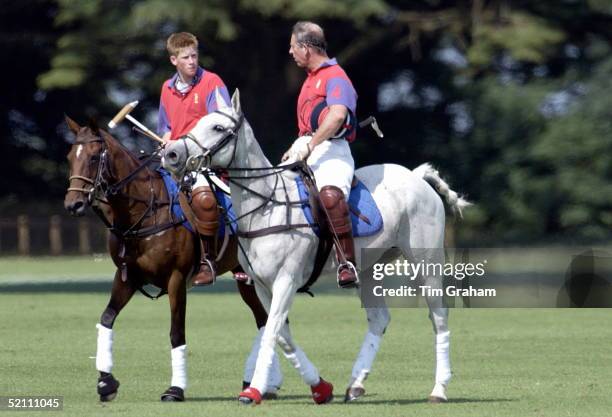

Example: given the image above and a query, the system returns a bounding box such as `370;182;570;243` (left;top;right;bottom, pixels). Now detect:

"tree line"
2;0;612;243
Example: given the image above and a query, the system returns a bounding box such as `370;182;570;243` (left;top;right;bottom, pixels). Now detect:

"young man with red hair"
158;32;230;286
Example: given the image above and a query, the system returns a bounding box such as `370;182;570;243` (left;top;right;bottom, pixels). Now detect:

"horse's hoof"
161;386;185;402
428;382;448;403
243;382;278;400
97;373;120;402
428;395;448;404
344;386;365;402
99;392;117;402
238;396;254;405
238;387;262;405
311;377;334;404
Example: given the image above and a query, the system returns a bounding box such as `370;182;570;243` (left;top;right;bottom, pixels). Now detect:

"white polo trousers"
298;136;354;200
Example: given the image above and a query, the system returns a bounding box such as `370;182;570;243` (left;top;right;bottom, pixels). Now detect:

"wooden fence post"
49;215;62;255
78;218;91;254
17;215;30;256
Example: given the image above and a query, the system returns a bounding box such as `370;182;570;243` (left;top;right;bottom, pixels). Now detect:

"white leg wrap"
284;347;320;387
434;330;451;385
95;323;113;373
243;328;263;384
171;345;187;389
249;335;276;393
243;327;283;390
349;331;381;387
268;348;283;390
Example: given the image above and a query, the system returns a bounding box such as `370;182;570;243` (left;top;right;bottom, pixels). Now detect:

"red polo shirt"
296;58;358;142
158;67;230;140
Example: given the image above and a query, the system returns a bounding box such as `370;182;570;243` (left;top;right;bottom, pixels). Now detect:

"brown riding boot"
191;186;219;286
320;185;358;288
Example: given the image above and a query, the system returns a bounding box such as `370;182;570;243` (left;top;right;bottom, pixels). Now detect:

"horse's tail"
413;163;471;219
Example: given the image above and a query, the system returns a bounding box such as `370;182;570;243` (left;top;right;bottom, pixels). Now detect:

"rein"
67;134;183;239
174;110;316;237
216;162;315;238
176;110;330;295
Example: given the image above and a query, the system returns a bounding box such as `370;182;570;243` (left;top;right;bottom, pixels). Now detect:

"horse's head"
162;88;244;177
64;116;107;216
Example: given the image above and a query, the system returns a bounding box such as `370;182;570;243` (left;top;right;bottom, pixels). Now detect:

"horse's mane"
99;128;141;162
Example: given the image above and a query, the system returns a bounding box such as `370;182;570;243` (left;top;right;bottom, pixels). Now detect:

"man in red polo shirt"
158;32;231;286
283;21;359;288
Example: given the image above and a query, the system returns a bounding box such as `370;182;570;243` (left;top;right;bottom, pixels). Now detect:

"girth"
231;169;332;295
296;173;333;295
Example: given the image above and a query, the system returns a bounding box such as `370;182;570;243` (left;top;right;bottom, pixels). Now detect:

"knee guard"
191;186;219;236
319;185;351;235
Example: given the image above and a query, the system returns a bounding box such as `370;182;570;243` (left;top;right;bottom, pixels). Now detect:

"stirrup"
203;257;217;280
337;261;359;288
193;258;216;286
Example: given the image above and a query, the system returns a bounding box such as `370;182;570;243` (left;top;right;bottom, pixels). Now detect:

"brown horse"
63;116;271;402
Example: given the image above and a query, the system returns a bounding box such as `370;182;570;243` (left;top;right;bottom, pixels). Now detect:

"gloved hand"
281;137;313;162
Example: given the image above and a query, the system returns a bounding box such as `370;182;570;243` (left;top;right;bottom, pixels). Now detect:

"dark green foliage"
3;0;612;242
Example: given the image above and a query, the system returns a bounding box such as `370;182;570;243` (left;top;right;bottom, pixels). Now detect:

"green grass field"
1;257;611;417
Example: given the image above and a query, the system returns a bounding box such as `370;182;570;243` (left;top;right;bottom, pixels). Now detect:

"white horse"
162;89;469;405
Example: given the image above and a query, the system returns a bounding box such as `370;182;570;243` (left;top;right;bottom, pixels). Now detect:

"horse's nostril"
67;201;85;216
166;151;178;163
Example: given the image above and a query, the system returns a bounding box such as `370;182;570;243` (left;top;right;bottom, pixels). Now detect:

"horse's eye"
89;155;100;163
213;125;225;132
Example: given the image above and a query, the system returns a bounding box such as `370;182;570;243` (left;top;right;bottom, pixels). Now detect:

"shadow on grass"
186;396;240;402
352;397;517;405
0;280;342;294
186;393;517;405
187;394;314;403
0;280;240;294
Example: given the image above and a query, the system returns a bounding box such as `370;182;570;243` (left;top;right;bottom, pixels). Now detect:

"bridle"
175;109;244;177
67;135;109;206
168;109;327;294
67;131;177;239
172;109;314;231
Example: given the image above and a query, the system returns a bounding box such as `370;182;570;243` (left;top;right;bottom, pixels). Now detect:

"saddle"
295;175;383;238
294;171;384;294
157;168;237;240
157;168;238;280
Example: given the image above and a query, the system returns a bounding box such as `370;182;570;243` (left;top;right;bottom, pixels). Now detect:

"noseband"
177;110;244;173
67;136;108;204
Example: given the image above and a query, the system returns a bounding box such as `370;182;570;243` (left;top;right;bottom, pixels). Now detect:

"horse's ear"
88;117;100;135
215;87;229;110
231;89;241;115
65;115;81;135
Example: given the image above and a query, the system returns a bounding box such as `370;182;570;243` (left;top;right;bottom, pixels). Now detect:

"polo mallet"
108;101;232;194
108;101;165;144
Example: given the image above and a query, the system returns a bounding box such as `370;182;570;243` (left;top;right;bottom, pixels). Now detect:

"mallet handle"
132;126;165;144
125;114;164;143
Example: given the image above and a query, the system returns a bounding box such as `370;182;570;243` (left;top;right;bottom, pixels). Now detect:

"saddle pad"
157;168;237;239
295;176;383;238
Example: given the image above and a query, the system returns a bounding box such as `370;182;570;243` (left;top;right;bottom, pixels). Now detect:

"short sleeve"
325;77;357;113
205;74;231;113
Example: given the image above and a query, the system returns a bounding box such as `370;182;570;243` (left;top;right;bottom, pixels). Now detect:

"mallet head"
108;101;139;129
